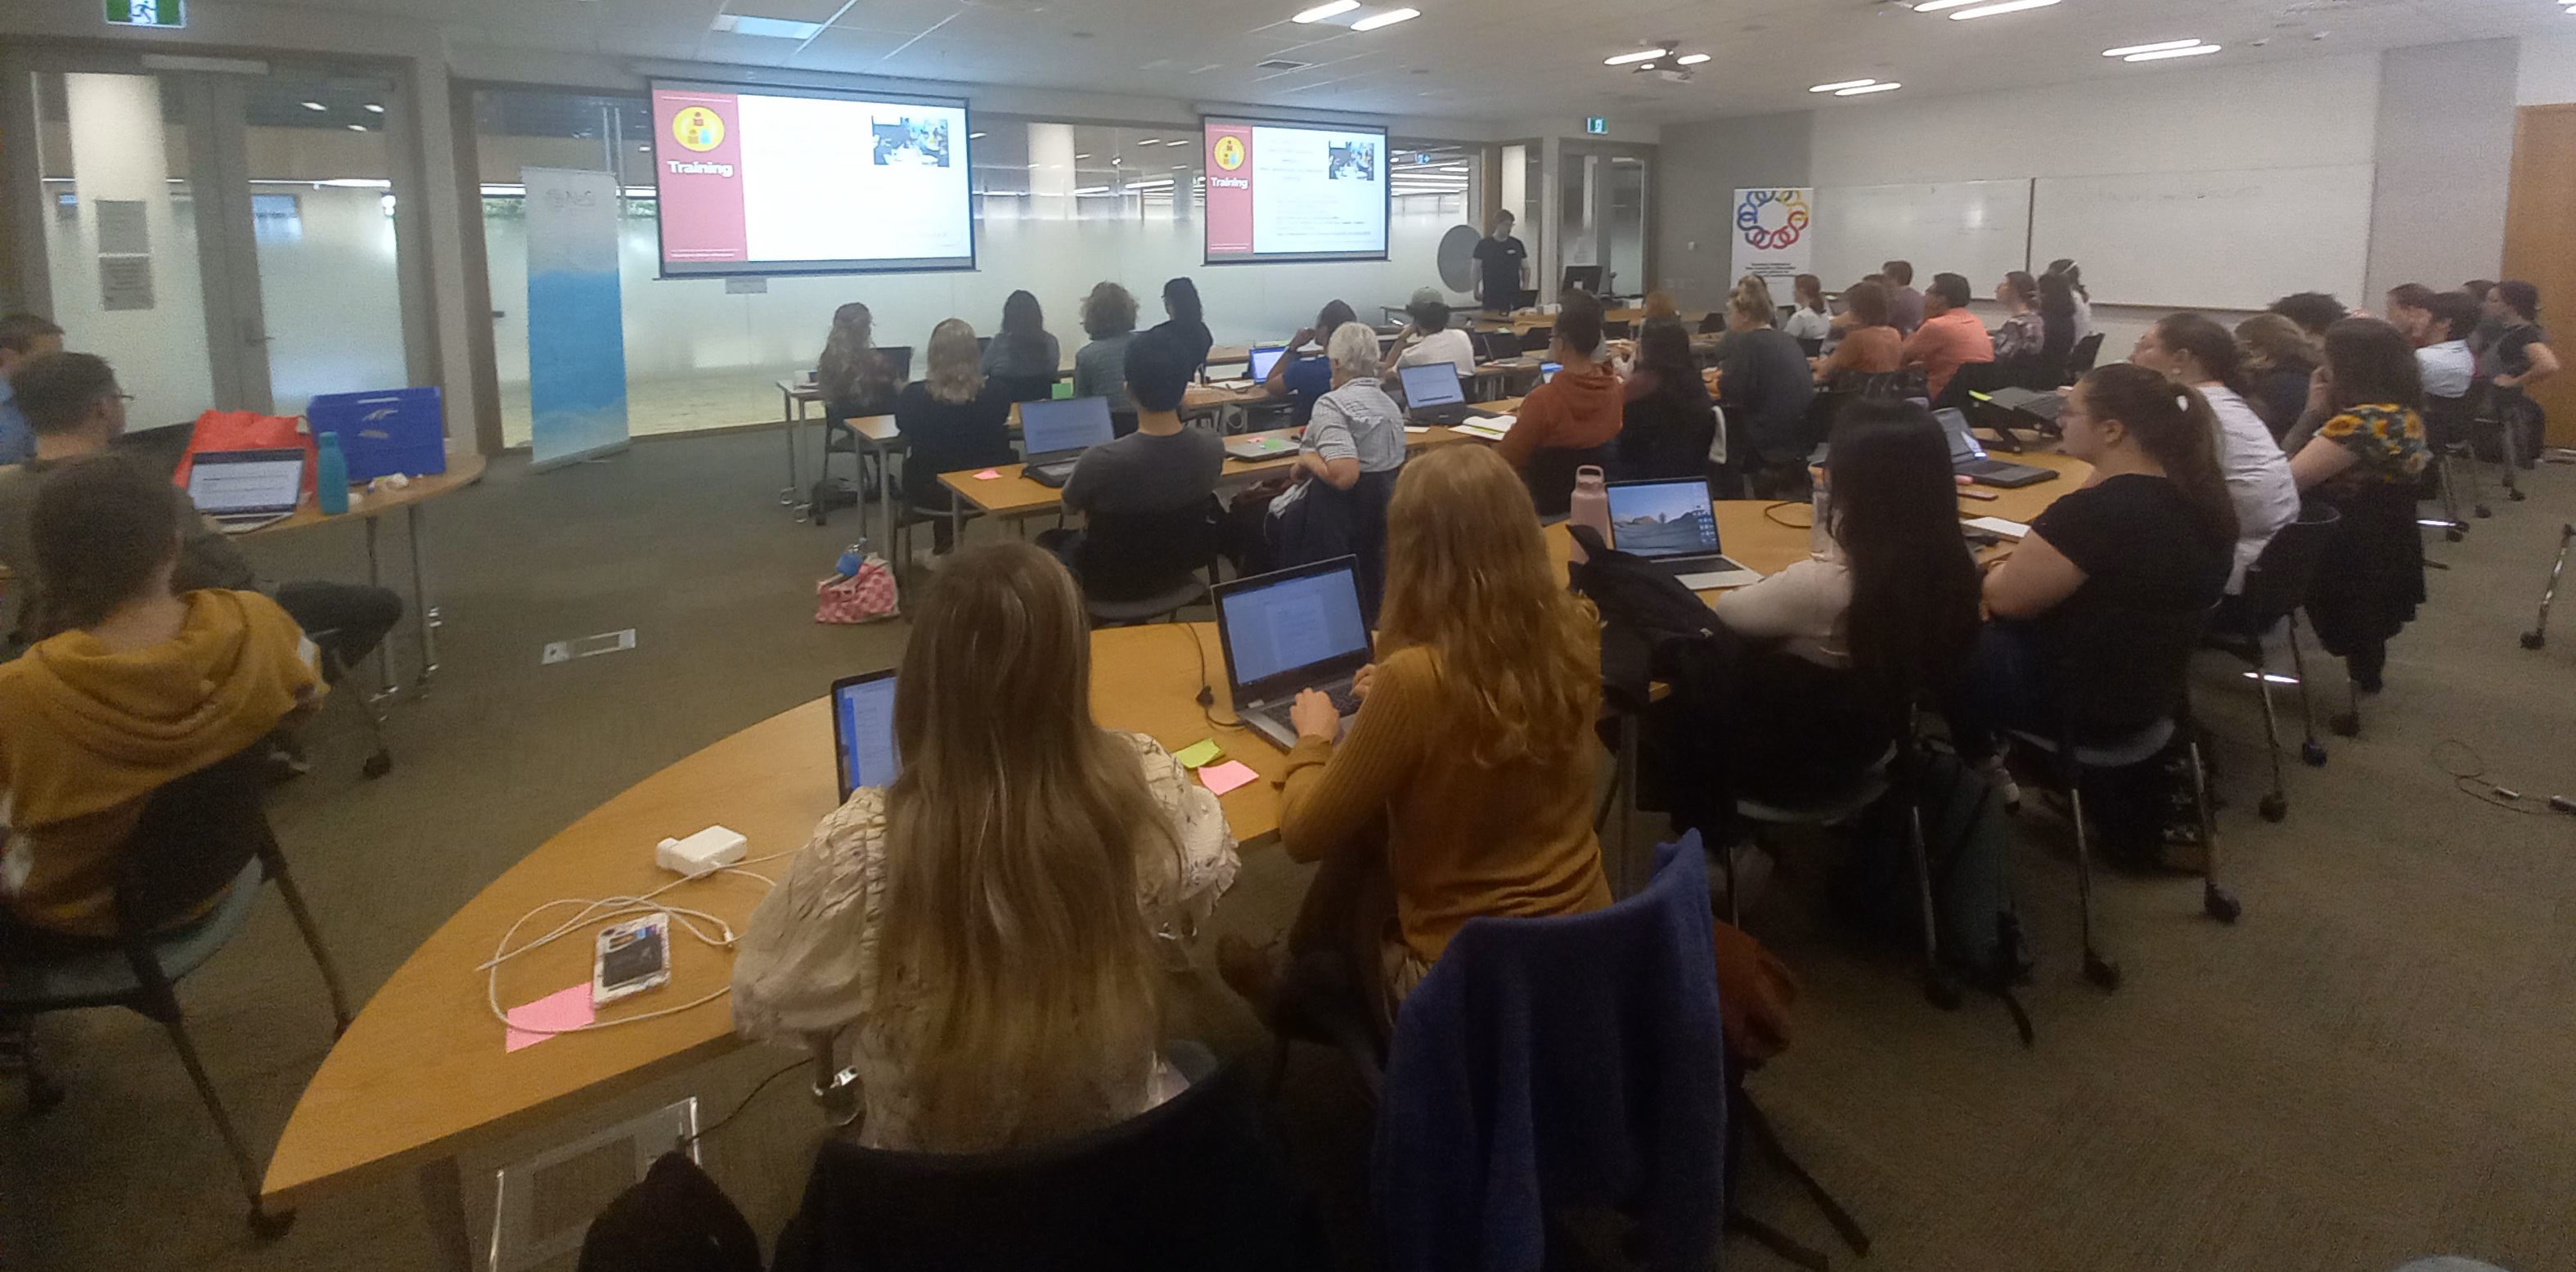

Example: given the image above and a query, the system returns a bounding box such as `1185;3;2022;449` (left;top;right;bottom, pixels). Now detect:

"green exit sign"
106;0;185;26
1585;117;1607;135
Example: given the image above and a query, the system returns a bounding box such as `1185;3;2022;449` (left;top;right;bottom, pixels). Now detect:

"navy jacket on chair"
1373;834;1726;1272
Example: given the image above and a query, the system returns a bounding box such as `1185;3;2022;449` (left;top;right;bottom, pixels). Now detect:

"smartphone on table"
592;913;671;1009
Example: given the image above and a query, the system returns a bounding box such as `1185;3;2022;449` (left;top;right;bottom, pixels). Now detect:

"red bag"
815;555;899;623
172;409;316;497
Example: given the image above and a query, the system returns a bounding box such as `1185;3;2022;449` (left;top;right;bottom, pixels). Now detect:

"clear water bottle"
315;431;350;515
1567;465;1611;563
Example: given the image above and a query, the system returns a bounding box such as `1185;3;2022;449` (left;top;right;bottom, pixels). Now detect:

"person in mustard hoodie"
0;458;319;945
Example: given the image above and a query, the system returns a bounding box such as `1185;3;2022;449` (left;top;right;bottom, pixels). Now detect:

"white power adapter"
656;825;748;879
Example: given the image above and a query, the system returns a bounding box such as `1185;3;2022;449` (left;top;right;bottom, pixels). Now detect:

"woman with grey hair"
1267;321;1409;618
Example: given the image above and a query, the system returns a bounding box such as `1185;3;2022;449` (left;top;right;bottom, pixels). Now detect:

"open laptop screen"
188;449;307;515
832;672;901;799
1020;396;1116;456
1397;362;1465;408
1217;562;1369;690
1247;345;1287;382
1934;407;1986;464
1606;479;1720;559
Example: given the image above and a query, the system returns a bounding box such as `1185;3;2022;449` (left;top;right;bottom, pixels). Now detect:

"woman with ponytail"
2130;312;2299;595
1948;362;2236;764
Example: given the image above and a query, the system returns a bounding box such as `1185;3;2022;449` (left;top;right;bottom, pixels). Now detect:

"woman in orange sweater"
1221;443;1612;1029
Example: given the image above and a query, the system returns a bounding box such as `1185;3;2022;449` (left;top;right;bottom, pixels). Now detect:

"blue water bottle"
315;430;350;515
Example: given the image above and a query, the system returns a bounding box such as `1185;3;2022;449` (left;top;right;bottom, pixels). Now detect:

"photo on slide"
1328;141;1375;181
872;117;951;167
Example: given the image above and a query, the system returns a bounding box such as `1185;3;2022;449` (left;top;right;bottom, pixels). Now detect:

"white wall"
2368;40;2516;302
2518;33;2576;106
1809;54;2380;187
1655;112;1814;310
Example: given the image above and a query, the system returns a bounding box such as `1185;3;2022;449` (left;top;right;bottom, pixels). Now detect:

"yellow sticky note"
1172;739;1223;769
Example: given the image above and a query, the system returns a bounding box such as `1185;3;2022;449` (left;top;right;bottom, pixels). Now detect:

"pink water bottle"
1567;465;1611;563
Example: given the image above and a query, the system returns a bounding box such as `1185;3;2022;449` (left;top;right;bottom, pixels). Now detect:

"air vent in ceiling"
1257;58;1312;70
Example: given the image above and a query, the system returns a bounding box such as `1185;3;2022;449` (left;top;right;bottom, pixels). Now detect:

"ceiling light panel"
2125;43;2221;61
1676;53;1711;65
1946;0;2061;20
712;14;828;39
1351;8;1418;31
1292;0;1358;20
2102;38;2205;56
1605;47;1670;65
1809;79;1877;92
1836;82;1904;96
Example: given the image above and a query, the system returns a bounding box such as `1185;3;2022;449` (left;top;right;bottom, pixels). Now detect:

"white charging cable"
479;850;798;1039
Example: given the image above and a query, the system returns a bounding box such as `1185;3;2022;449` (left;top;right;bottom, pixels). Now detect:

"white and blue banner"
524;166;629;468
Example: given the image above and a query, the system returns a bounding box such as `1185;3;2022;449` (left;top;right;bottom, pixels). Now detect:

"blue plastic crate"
306;387;446;482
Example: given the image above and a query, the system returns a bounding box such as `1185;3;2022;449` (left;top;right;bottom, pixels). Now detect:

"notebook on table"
1212;556;1373;753
831;670;901;799
1937;407;2058;488
187;448;308;533
1605;478;1765;591
1018;396;1117;488
1224;432;1303;463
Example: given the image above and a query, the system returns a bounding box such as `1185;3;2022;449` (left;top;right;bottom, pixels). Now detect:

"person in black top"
2269;292;2349;341
1470;210;1530;314
897;318;1016;555
1615;317;1714;481
1714;279;1818;497
2234;312;2319;440
1947;363;2237;765
2483;280;2562;465
1150;277;1215;372
980;289;1061;402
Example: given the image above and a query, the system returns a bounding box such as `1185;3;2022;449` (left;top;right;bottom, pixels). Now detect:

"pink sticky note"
973;468;1002;480
1198;759;1260;796
505;983;596;1052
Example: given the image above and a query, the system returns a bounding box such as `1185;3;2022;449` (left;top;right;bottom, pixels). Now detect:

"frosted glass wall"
253;186;407;416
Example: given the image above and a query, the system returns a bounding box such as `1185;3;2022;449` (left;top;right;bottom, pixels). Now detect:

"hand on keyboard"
1324;685;1361;717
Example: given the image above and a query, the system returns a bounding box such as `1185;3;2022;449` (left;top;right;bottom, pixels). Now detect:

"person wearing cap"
1387;287;1478;380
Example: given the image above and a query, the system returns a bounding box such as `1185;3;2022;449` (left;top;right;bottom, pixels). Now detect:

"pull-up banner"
524;166;630;470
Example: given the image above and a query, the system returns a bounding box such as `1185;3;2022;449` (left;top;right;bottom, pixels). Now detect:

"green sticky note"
1173;739;1223;769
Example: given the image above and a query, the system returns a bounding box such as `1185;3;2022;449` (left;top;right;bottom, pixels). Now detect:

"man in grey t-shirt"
1042;330;1223;596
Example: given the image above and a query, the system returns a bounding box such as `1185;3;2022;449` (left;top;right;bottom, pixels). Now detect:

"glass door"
23;54;421;425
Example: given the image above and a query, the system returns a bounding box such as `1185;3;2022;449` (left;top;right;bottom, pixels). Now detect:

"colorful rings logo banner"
1736;188;1810;251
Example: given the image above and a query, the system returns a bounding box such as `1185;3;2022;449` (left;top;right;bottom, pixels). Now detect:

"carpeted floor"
2;426;2570;1272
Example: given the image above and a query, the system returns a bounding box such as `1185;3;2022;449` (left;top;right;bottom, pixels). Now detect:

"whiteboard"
2030;164;2374;312
1812;181;2033;291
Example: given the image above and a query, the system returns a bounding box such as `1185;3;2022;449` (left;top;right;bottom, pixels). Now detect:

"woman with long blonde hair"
734;543;1237;1152
895;317;1015;553
1221;443;1612;1026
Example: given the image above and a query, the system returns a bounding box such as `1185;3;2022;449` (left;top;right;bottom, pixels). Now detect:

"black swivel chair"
988;371;1059;405
2521;522;2574;649
2420;391;2485;536
2003;605;2232;994
770;1059;1328;1272
1077;498;1222;627
1517;325;1554;353
2066;333;2106;376
0;740;351;1238
2203;506;2340;821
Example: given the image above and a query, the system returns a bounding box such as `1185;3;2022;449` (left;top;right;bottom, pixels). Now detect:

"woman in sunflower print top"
2285;317;2429;694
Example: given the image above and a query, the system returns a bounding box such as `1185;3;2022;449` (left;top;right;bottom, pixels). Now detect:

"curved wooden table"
261;623;1279;1267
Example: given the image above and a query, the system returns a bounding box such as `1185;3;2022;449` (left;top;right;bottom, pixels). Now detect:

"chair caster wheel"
2510;489;2528;502
247;1205;296;1240
2301;740;2327;767
2523;631;2547;650
2204;883;2242;924
2446;528;2465;543
362;751;393;780
2329;712;2359;739
2475;505;2493;519
2083;953;2122;991
1924;972;1963;1011
25;1072;65;1115
2258;793;2286;822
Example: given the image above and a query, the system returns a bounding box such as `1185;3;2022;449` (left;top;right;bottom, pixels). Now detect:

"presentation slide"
651;81;973;276
1203;117;1388;265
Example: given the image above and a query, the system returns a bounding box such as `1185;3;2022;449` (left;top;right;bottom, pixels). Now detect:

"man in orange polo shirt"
1497;290;1624;481
1902;272;1995;402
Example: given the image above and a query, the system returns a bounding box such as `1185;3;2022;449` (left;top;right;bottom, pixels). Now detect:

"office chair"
0;740;351;1238
1604;319;1634;339
771;1054;1328;1272
2003;605;2232;994
2469;382;2530;507
2520;523;2574;649
2202;506;2339;822
2066;333;2106;375
2419;393;2481;538
308;636;395;780
1078;499;1222;627
1517;325;1554;353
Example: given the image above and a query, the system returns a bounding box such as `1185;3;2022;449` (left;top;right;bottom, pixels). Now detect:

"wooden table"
251;451;486;699
261;623;1284;1269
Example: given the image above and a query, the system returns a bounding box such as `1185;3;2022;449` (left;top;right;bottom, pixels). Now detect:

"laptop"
1212;557;1373;752
1605;478;1765;591
830;670;901;800
1540;361;1562;384
1018;396;1117;488
1247;345;1287;383
1225;431;1302;463
187;448;307;533
1396;363;1503;426
1937;407;2059;488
